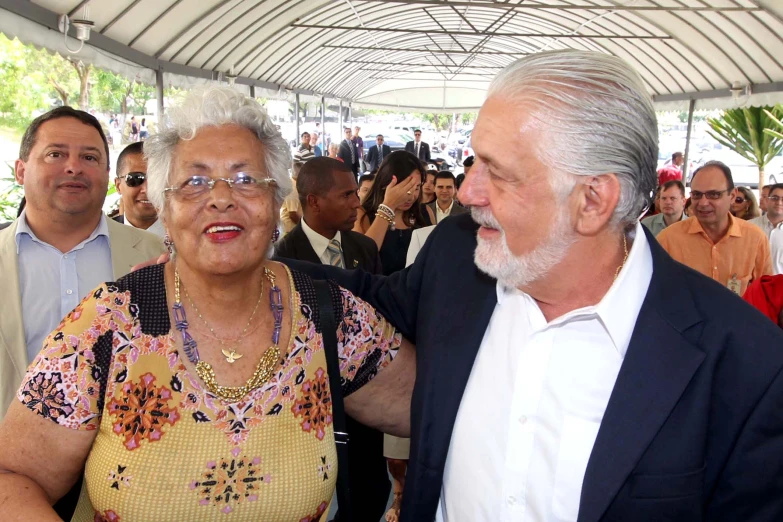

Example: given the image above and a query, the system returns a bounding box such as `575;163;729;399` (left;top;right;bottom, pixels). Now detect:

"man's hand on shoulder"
131;252;170;272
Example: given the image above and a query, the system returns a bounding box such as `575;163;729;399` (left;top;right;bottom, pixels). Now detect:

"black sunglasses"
734;196;747;204
120;172;146;187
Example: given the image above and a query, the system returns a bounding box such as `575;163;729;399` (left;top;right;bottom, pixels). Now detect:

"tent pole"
249;85;255;98
321;96;326;153
339;100;343;135
683;98;696;183
295;93;300;146
155;68;164;119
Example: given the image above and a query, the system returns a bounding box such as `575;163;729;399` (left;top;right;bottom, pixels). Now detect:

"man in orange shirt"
657;161;772;296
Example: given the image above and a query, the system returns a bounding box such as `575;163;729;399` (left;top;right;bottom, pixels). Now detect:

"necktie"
326;238;344;268
415;142;420;159
344;139;355;164
378;146;383;165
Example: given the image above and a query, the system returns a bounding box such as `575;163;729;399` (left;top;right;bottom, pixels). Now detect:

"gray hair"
488;50;658;226
144;86;292;217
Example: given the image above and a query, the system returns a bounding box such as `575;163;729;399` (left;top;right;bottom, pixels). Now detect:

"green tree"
91;68;133;114
764;104;783;141
707;106;783;189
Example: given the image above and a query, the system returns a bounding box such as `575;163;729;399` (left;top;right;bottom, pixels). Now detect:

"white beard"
472;206;575;289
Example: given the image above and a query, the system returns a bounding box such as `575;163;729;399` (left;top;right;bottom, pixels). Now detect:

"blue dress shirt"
15;211;113;364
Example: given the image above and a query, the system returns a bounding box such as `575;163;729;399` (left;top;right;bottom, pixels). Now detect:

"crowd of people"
0;49;781;522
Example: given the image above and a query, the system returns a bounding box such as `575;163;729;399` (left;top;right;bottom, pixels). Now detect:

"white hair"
488;50;658;225
472;204;574;289
144;86;292;217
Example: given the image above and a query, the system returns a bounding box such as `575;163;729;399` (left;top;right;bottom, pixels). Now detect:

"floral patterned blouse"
17;264;400;522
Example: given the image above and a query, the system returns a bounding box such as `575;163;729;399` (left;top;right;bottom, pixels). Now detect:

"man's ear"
114;178;124;196
306;193;319;212
14;159;25;185
574;174;621;237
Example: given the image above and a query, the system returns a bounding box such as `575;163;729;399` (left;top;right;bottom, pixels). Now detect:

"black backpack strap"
312;279;353;522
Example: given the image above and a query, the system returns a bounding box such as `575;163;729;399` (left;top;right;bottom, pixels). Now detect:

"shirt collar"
15;209;109;254
496;222;653;358
301;218;341;258
436;200;454;215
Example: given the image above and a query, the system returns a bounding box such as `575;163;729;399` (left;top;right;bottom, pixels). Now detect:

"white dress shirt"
301;218;343;266
122;214;165;238
16;211;113;363
435;200;455;223
749;215;783;274
771;229;783;275
436;223;653;522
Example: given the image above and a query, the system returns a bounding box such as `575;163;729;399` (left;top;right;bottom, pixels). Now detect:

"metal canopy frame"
0;0;781;111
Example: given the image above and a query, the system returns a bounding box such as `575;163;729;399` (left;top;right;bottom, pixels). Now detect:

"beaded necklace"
172;266;284;402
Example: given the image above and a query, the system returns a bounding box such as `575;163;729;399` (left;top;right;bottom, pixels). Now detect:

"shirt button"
519;415;528;424
507;496;517;505
66;289;73;295
63;254;68;259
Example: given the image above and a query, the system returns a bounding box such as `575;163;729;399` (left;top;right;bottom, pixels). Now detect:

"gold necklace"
613;233;629;281
173;267;283;403
183;278;264;364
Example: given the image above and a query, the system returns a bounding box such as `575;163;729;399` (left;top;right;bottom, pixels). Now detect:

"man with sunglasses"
113;142;165;237
657;161;772;295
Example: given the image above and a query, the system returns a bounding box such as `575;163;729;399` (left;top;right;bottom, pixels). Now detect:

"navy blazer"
405;140;431;163
365;144;392;172
280;213;783;522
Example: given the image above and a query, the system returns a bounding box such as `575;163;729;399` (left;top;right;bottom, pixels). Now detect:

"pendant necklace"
172;266;284;402
182;280;264;364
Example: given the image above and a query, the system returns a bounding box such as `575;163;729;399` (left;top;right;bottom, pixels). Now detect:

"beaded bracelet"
375;211;396;230
377;203;395;220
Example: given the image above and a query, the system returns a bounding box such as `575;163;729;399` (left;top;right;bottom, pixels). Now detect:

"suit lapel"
419;251;498;469
340;235;360;270
290;226;321;265
578;232;705;522
107;219;141;278
0;223;28;384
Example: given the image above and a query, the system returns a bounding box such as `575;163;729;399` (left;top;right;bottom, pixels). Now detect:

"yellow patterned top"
17;265;400;522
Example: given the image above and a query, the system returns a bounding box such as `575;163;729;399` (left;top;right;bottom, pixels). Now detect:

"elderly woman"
0;87;413;521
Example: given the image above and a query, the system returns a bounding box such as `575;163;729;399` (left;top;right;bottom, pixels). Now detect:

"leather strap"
313;279;353;522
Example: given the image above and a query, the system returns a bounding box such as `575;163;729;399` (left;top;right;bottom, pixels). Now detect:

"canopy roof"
1;0;782;111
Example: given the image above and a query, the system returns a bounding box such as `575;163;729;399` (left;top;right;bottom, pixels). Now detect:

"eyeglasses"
734;197;747;204
690;190;730;201
164;172;277;201
120;172;146;187
769;195;783;204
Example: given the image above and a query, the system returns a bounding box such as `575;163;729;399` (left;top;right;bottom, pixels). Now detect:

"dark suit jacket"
112;215;125;224
272;222;387;522
337;140;360;176
279;213;783;522
426;200;469;222
365;144;392;172
274;223;382;274
0;222;11;230
405;140;431;162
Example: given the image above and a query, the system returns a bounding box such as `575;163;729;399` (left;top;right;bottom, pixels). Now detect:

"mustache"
471;206;502;231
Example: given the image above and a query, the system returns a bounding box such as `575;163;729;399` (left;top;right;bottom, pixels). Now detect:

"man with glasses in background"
658;161;772;295
114;142;165;237
750;183;783;274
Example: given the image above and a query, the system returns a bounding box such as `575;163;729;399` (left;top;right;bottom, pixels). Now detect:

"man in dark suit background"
365;134;392;172
337;126;360;178
405;129;431;163
273;157;388;521
283;50;783;522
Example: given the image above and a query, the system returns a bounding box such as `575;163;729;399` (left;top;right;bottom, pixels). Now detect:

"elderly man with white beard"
141;50;783;522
